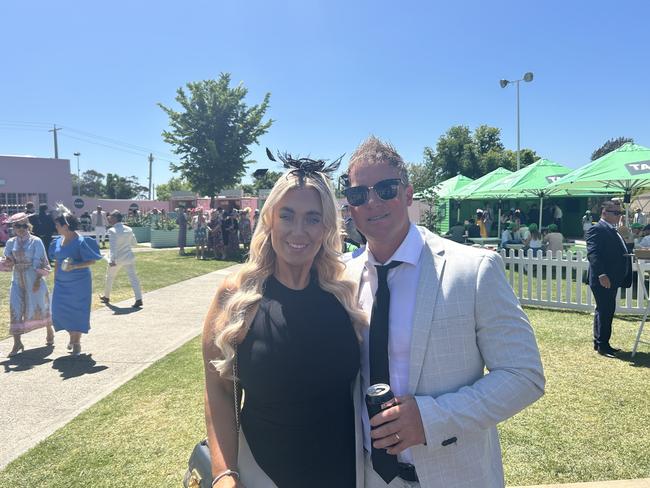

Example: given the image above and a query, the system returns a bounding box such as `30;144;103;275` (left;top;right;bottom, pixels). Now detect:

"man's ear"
405;184;414;207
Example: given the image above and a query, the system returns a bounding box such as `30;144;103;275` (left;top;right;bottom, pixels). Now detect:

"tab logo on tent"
546;175;565;183
626;161;650;175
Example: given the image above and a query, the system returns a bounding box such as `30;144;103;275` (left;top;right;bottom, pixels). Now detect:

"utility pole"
48;124;62;158
148;153;154;200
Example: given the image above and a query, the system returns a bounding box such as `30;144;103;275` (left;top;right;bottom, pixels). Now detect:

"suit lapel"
344;250;367;299
408;234;446;393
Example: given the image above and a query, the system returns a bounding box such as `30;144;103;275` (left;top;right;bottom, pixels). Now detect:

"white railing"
499;249;650;314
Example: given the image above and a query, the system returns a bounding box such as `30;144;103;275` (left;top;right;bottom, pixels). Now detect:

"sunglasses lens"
374;180;400;201
344;187;368;207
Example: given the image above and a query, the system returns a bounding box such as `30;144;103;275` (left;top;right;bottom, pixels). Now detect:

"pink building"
0;154;262;217
0;155;73;214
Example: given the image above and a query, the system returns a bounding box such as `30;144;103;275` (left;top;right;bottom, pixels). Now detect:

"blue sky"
1;0;648;194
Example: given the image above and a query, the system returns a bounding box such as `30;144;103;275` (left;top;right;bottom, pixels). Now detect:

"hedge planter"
131;226;151;243
150;229;195;248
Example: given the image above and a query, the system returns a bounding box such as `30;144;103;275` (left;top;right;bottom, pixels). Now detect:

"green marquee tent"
547;142;650;195
414;174;474;200
471;158;612;231
448;167;513;200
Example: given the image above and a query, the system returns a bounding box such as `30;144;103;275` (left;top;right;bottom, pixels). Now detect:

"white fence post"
498;248;647;314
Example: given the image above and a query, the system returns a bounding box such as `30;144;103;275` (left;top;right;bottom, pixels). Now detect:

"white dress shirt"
358;223;424;464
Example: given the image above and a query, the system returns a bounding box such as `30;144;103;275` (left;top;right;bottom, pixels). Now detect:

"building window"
39;193;48;205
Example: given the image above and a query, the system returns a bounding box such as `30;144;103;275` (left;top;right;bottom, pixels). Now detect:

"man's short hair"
110;210;123;222
601;200;620;211
347;136;409;184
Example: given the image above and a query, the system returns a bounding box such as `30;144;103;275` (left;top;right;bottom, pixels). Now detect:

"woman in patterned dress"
1;213;53;357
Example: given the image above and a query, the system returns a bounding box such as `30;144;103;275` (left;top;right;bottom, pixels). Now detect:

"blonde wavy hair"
210;170;367;378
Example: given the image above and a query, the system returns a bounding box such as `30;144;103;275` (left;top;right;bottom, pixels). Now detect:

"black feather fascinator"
266;148;343;183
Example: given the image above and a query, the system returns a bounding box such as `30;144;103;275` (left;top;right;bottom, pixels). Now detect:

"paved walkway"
0;264;647;487
0;264;241;469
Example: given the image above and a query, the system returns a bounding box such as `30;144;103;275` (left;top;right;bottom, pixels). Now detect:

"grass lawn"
0;248;236;340
0;309;649;485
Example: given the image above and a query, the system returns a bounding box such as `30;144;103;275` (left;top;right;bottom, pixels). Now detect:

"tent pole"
497;202;502;240
539;196;543;230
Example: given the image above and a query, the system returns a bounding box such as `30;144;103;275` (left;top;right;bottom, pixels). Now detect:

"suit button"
441;437;457;446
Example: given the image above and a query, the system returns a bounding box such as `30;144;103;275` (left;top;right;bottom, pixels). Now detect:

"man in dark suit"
586;200;633;358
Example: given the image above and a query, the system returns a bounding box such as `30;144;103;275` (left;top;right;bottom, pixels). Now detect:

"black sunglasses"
605;210;624;215
343;178;403;207
12;223;28;229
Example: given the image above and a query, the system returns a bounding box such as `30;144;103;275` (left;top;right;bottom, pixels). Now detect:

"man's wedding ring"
394;433;401;442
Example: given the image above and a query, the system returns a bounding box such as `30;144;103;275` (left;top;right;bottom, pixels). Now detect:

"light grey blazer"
345;226;545;488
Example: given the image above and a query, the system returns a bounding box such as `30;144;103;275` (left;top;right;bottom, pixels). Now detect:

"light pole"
74;152;81;196
500;72;534;171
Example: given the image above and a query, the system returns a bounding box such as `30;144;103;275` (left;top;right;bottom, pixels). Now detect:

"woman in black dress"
202;152;366;488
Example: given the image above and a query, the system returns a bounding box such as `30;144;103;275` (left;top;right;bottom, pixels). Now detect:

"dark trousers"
590;284;618;348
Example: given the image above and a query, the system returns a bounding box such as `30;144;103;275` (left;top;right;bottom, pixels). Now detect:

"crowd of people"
174;206;258;260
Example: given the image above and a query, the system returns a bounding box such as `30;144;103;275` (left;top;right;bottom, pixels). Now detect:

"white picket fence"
499;249;650;314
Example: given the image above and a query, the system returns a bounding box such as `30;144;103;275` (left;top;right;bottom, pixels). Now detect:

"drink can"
365;383;396;420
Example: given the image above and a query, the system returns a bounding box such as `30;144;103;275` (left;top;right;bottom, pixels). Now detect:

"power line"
59;132;178;164
0;126;49;133
0;120;52;128
60;125;178;160
0;119;179;163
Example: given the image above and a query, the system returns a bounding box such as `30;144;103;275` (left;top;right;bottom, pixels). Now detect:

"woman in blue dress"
49;205;102;356
1;212;53;357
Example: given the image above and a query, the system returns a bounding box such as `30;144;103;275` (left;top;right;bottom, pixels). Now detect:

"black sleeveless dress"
238;274;360;487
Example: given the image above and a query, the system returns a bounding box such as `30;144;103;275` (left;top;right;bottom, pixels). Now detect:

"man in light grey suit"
343;137;545;488
100;210;143;308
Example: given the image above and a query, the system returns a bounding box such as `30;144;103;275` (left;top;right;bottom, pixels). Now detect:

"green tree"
155;176;192;200
252;170;283;193
239;170;283;196
408;163;436;193
422;124;538;181
80;170;106;197
159;73;273;206
105;173;148;199
591;136;634;161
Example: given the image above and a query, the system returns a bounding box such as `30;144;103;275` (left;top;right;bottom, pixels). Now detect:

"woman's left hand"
32;280;41;293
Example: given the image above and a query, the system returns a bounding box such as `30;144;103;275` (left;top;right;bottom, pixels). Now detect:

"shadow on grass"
1;345;54;373
52;354;109;379
618;350;650;368
105;303;142;315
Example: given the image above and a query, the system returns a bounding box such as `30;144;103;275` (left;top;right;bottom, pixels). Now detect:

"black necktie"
369;260;401;484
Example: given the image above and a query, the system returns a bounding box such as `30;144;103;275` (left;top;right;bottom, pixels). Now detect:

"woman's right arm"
202;285;242;488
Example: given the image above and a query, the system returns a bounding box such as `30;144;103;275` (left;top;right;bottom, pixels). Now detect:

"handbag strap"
233;343;241;433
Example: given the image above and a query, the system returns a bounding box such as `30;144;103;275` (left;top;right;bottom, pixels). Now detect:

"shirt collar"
365;223;424;268
599;218;616;230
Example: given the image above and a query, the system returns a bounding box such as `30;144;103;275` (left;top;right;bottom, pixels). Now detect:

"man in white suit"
343;137;545;488
100;210;143;308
